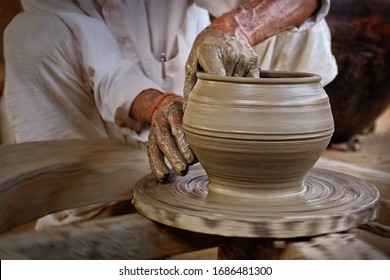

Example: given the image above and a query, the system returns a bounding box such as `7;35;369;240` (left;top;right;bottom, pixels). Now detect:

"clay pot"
183;71;334;196
325;0;390;143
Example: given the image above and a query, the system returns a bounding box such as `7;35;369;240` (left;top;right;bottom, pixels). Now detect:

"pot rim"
197;70;322;84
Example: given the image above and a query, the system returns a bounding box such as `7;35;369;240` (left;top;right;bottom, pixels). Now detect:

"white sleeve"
59;13;162;124
194;0;244;17
293;0;331;32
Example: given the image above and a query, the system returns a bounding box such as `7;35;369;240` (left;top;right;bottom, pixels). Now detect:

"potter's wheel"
133;165;380;238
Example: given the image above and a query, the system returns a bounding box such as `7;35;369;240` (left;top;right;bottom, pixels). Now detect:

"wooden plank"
216;233;388;260
0;139;151;232
0;212;226;259
1;211;387;260
280;233;389;260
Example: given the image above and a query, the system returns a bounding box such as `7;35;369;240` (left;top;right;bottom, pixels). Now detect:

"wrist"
209;4;260;46
149;93;177;122
209;12;252;45
130;88;164;124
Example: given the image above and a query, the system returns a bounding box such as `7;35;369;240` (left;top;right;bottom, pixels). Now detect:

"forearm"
210;0;319;46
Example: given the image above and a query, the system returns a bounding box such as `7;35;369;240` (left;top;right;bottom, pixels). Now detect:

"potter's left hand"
183;27;260;110
147;94;197;181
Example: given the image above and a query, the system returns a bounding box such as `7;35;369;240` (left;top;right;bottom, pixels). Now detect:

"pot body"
183;71;334;196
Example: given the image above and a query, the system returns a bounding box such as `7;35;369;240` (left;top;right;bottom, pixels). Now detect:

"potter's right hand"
147;94;197;181
183;0;321;110
183;27;260;110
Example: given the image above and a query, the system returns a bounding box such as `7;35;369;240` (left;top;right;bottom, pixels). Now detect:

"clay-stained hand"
147;94;197;181
184;28;260;110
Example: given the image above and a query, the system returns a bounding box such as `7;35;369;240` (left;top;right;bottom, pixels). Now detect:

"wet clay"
183;71;334;194
133;71;380;238
133;164;380;238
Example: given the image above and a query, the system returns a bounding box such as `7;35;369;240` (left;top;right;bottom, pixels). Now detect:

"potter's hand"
183;27;260;110
147;94;197;181
183;0;321;110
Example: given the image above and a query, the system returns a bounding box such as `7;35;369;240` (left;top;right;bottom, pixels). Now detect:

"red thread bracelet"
149;93;176;121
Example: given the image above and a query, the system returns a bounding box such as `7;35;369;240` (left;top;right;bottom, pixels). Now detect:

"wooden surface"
0;138;150;232
0;212;225;260
217;234;388;260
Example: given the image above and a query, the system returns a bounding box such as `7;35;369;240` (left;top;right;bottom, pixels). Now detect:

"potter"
2;0;336;228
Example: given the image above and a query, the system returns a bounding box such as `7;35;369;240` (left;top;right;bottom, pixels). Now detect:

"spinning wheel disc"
133;165;380;238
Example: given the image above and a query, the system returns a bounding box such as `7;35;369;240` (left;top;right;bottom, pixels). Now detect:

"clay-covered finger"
184;52;199;111
198;45;226;76
246;67;261;78
232;54;250;77
168;109;197;165
155;123;188;176
245;52;261;78
147;131;170;181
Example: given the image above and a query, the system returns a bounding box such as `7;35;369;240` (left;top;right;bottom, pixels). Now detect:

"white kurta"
1;0;336;144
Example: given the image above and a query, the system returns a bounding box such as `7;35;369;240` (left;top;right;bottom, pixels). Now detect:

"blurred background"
0;0;22;93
